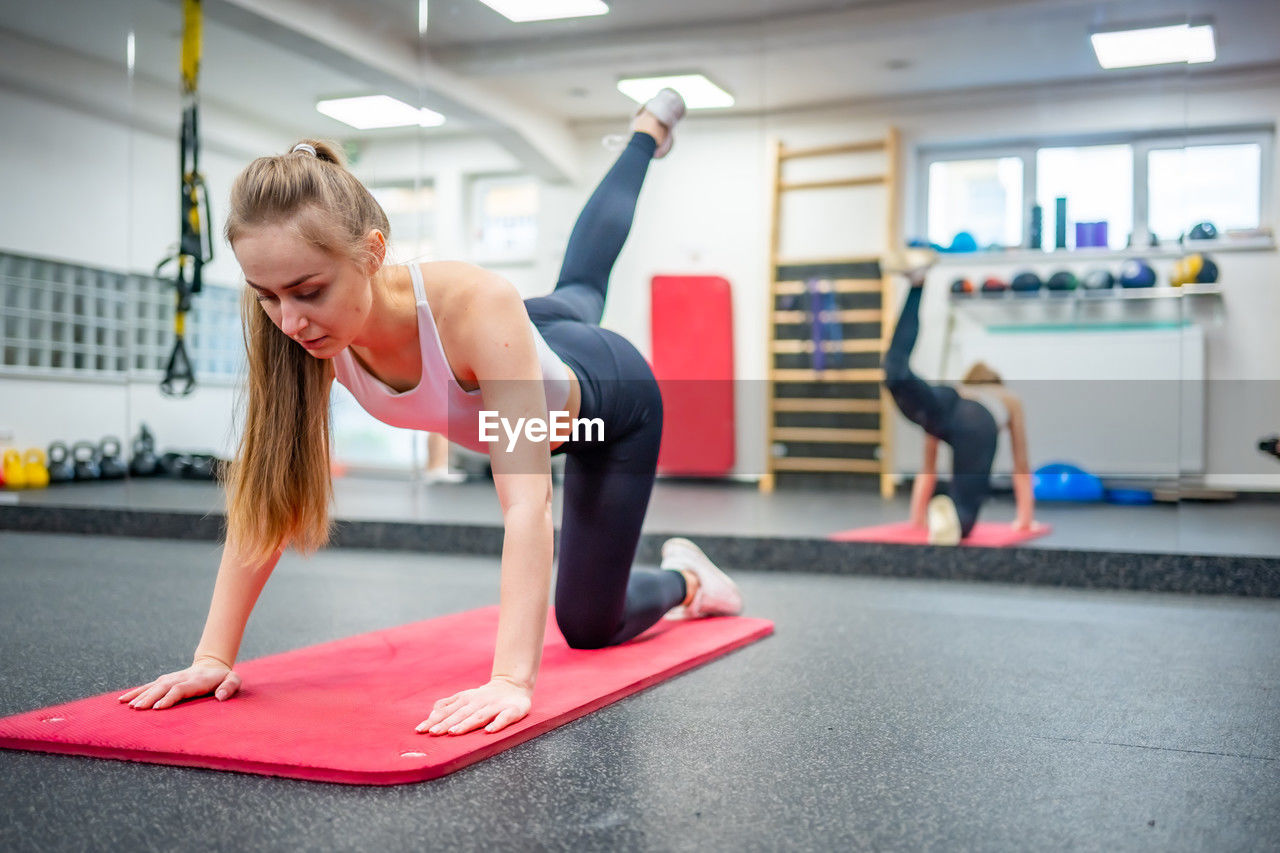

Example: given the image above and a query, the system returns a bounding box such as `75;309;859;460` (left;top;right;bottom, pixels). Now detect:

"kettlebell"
98;437;128;480
71;441;102;481
47;442;76;483
130;424;159;477
23;448;49;489
2;449;26;489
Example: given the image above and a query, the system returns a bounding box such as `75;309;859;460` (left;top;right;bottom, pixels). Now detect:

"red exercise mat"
0;607;773;785
829;521;1051;546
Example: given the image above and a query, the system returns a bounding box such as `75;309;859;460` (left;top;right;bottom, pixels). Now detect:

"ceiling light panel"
1090;23;1216;70
617;74;735;109
477;1;609;23
316;96;446;130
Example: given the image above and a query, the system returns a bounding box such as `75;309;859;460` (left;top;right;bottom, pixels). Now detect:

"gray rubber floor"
6;476;1280;557
1;531;1277;852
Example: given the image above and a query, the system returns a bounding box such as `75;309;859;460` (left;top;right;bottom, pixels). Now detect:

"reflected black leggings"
883;286;998;537
523;132;686;649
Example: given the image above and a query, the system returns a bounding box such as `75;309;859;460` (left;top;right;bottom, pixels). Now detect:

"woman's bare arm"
418;269;553;736
1006;395;1036;528
910;434;940;527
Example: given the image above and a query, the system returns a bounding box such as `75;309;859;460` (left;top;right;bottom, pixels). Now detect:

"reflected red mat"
0;607;773;785
828;521;1051;546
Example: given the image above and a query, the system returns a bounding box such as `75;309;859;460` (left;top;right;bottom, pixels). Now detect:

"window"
1147;143;1262;241
927;157;1023;249
470;175;539;264
0;250;241;382
918;127;1272;253
368;183;437;264
1036;145;1132;250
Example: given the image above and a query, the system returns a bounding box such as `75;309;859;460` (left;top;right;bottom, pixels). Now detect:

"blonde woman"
119;90;743;737
883;255;1037;543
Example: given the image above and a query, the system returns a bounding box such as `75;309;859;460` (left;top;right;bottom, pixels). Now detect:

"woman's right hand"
117;656;242;710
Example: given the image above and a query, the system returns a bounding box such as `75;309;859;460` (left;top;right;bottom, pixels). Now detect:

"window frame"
915;124;1274;252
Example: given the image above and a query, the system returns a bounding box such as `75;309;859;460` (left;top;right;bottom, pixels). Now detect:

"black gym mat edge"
2;504;1277;599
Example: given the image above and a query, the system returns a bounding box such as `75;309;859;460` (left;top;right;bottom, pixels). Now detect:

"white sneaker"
423;469;466;485
603;87;688;159
882;248;939;285
927;495;962;545
660;537;743;619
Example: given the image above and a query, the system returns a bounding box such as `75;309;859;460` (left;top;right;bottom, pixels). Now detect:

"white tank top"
332;264;572;453
958;384;1011;431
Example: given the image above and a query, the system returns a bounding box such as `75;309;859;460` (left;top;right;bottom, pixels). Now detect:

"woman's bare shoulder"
417;261;510;298
416;262;519;334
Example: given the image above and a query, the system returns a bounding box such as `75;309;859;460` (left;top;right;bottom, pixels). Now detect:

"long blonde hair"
223;139;390;565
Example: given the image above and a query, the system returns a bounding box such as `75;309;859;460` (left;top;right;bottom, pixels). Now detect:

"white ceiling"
1;0;1278;175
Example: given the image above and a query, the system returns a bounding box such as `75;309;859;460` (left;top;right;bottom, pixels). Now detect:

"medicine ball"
1082;268;1115;290
1010;271;1043;292
1046;271;1079;291
1119;259;1157;288
1173;253;1219;286
1188;221;1218;241
981;277;1007;293
950;277;974;294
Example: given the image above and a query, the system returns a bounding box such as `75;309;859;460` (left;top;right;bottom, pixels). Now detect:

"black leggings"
883;286;997;537
523;132;686;649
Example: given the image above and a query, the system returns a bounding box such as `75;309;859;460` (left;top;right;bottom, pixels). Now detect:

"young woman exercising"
882;254;1037;543
118;89;744;736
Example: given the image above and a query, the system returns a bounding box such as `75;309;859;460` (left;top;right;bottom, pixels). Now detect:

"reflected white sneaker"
423;469;466;485
927;495;962;545
661;537;743;619
882;248;939;285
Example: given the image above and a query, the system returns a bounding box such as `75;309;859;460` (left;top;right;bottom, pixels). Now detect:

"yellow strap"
180;0;202;94
187;185;201;232
175;312;186;337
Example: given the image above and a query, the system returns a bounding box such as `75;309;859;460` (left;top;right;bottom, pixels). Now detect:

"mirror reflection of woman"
883;252;1038;543
118;90;744;736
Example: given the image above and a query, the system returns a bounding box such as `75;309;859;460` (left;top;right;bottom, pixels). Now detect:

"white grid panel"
0;252;242;383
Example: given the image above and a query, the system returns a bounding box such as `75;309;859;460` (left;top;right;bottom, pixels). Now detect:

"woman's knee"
555;610;614;650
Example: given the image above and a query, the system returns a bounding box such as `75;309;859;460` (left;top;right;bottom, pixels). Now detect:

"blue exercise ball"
949;231;978;253
1034;463;1104;502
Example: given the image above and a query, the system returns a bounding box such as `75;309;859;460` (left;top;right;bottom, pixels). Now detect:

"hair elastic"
291;143;317;157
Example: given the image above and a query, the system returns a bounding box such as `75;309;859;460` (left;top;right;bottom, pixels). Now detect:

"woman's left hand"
417;676;533;736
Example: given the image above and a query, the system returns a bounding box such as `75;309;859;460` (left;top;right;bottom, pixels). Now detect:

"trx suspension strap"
156;0;212;397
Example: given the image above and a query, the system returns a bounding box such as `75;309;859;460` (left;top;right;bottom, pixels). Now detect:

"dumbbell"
186;454;220;481
159;452;192;478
